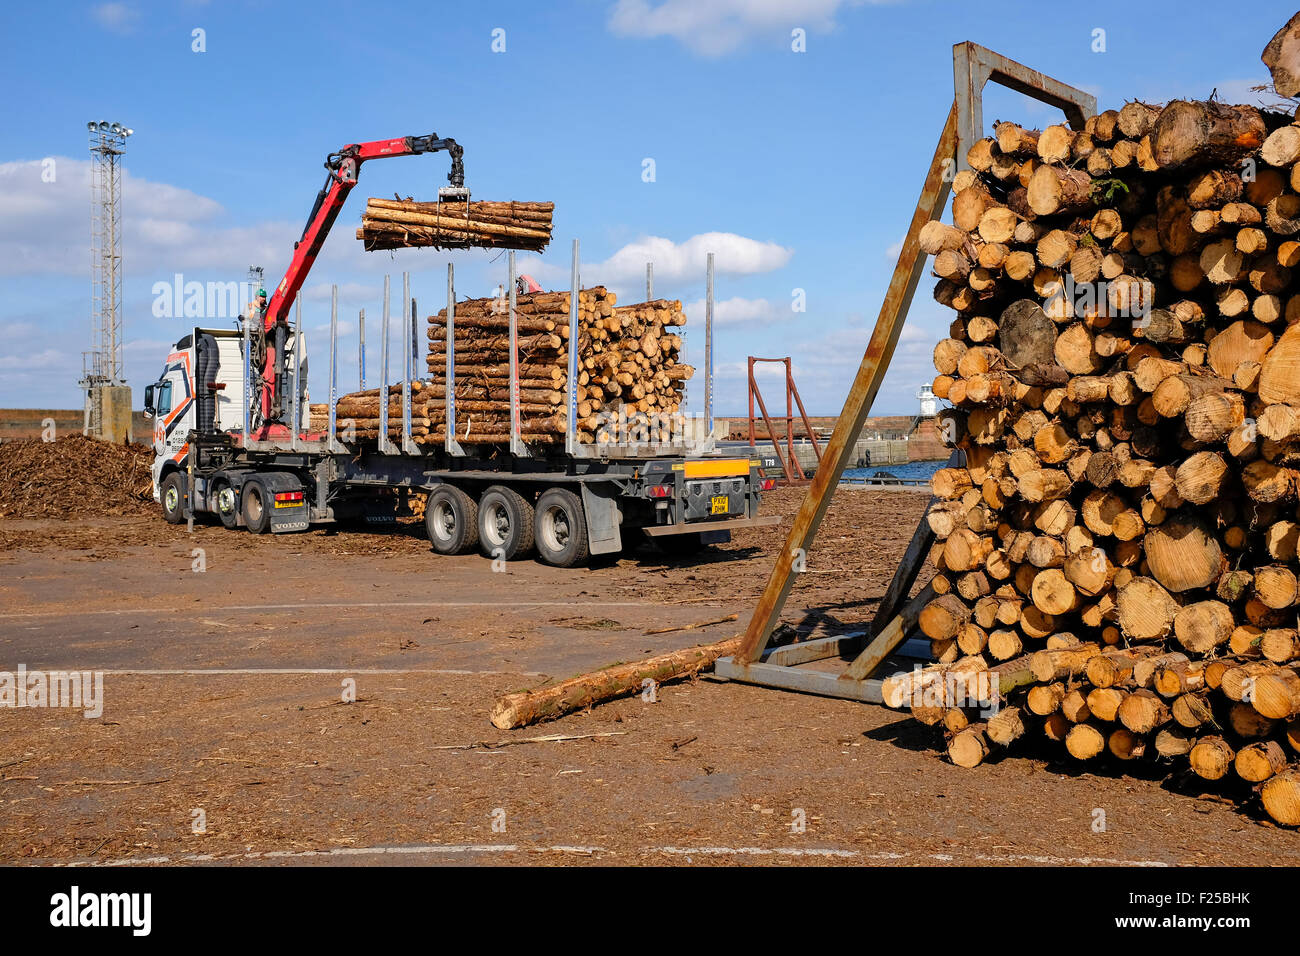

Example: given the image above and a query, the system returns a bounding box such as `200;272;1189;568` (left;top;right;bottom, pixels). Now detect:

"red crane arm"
264;134;464;332
252;134;464;434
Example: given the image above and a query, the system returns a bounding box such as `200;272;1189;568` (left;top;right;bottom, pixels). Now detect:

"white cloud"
592;232;791;284
709;310;946;415
0;159;478;407
512;232;791;300
0;320;37;338
0;347;66;371
92;2;139;33
885;238;903;260
608;0;888;56
0;158;294;279
683;295;791;326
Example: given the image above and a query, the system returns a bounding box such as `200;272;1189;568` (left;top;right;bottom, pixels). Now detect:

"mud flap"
253;471;309;533
580;482;622;555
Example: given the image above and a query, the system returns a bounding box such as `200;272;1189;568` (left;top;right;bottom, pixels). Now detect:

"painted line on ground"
96;667;540;677
653;847;1168;865
36;844;1172;867
0;601;718;620
655;846;860;858
51;844;604;866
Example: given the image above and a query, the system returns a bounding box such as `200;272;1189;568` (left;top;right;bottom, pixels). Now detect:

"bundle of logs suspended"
891;80;1300;827
356;198;554;252
422;287;692;445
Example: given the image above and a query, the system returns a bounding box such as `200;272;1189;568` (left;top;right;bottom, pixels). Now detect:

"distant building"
918;383;938;417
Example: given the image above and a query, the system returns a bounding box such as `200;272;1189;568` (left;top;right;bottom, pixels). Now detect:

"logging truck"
143;322;778;567
140;131;778;565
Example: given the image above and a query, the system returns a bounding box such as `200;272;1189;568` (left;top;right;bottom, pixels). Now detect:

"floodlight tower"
81;120;133;440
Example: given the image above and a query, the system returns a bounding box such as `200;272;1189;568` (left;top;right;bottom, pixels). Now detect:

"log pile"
422;287;692;445
896;91;1300;826
325;382;439;441
356;199;554;252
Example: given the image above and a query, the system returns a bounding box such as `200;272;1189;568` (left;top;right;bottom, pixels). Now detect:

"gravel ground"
2;485;1299;865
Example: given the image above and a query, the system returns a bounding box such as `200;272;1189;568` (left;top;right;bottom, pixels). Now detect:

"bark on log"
1150;101;1267;170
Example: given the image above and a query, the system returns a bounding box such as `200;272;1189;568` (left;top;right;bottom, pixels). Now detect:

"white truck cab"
144;326;306;506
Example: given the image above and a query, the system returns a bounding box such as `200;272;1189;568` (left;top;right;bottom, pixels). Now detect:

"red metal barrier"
746;356;821;483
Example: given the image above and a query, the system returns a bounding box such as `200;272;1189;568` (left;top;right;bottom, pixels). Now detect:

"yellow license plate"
710;494;729;515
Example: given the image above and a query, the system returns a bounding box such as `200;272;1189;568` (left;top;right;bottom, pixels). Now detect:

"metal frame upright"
713;42;1098;702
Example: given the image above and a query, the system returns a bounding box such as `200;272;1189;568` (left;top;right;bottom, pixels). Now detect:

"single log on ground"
489;636;741;729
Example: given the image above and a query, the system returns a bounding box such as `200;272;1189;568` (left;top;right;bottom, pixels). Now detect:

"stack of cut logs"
308;383;436;440
357;199;554;252
308;290;692;445
421;287;692;445
890;90;1300;827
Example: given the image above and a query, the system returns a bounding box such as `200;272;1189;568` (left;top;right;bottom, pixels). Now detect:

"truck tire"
160;471;188;524
478;485;535;560
425;485;479;555
534;488;590;567
241;481;273;534
213;481;240;529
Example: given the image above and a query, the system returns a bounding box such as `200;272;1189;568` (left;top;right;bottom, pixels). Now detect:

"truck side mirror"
143;384;156;419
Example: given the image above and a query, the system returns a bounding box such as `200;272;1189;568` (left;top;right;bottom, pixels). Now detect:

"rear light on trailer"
760;478;776;491
275;491;304;503
648;485;672;498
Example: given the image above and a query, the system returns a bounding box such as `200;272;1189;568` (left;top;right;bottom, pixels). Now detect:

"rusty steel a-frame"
713;42;1097;702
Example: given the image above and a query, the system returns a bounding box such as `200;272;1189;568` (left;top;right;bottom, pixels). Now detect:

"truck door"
154;349;195;466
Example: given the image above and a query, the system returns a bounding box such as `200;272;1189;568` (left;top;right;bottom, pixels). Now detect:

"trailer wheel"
425;485;479;555
241;481;272;534
478;485;535;560
534;488;590;568
213;481;240;529
160;471;188;524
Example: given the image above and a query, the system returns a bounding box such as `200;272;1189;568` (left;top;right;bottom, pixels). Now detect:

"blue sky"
0;0;1294;416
